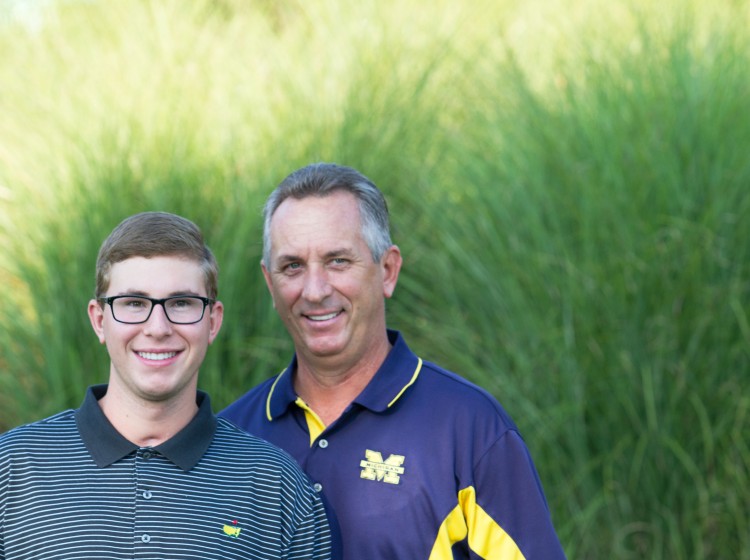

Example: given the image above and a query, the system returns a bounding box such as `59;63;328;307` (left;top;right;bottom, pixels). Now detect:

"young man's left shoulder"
213;417;306;474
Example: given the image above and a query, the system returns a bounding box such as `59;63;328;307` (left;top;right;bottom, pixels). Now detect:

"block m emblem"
360;449;405;485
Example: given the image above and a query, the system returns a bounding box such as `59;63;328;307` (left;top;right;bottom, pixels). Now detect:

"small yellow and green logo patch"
223;520;242;538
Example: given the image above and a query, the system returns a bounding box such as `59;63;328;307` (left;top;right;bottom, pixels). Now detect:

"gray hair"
262;163;393;268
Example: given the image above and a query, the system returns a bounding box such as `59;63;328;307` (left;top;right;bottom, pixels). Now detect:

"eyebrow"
324;248;355;259
274;248;355;265
113;290;203;298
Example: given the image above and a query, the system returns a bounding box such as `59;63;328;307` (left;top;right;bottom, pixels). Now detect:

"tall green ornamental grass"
393;5;750;557
0;0;748;557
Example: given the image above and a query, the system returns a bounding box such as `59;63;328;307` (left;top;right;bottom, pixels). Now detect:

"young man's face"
262;190;401;371
88;256;223;405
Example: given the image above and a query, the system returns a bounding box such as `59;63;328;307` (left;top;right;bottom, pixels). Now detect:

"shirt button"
142;490;153;499
318;439;328;449
142;451;153;460
141;534;151;543
313;483;323;493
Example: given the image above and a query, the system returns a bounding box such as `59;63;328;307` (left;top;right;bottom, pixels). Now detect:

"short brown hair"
95;212;218;300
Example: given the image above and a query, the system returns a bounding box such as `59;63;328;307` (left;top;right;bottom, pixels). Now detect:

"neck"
294;337;392;427
98;383;198;447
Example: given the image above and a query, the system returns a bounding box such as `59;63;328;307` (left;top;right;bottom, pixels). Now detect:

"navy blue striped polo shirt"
0;385;336;560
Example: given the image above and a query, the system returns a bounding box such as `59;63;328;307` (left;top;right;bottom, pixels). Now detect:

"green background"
1;1;748;557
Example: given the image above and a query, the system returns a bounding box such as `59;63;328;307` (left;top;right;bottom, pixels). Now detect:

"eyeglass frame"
98;295;215;325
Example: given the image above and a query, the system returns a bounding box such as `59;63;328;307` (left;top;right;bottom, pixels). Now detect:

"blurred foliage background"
1;0;748;557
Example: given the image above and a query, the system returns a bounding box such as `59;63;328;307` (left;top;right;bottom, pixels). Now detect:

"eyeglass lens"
111;296;206;324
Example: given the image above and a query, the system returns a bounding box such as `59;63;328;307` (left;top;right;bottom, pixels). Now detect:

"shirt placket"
133;447;159;557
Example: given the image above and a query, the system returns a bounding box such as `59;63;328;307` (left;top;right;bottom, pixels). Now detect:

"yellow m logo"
360;449;406;484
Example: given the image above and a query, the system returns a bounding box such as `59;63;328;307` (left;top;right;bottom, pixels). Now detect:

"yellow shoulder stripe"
428;486;526;560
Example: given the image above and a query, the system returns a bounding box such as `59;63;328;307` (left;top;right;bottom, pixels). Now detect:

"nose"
143;301;173;336
301;266;333;303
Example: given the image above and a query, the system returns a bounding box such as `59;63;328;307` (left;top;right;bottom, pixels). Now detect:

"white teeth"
138;351;177;361
308;312;338;322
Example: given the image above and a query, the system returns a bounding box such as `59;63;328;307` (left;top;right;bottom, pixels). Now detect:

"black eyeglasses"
99;295;214;325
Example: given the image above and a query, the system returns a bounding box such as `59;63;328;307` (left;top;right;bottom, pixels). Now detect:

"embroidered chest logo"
360;449;405;485
222;519;241;538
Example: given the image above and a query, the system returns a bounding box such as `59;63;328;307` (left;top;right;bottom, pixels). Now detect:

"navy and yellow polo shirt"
0;385;336;560
221;331;566;559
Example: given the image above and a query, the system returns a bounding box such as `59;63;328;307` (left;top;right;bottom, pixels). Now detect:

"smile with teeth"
137;351;178;361
307;311;339;322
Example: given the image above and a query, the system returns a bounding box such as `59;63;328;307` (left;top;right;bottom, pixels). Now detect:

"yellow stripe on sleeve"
429;501;468;559
428;486;526;560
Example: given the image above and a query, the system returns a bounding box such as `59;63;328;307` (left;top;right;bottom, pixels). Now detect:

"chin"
298;332;344;353
308;346;344;358
304;339;348;358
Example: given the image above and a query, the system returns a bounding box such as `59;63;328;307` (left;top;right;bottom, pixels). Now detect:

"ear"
381;245;403;299
207;300;224;344
261;260;277;309
88;299;107;344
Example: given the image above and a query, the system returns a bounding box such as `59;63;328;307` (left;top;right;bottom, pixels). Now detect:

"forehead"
107;256;206;295
270;191;361;238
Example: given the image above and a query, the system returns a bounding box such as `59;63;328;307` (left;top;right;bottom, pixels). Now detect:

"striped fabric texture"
0;388;334;560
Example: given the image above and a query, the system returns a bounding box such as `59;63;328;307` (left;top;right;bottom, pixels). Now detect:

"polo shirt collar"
267;329;422;419
354;330;422;412
76;384;217;472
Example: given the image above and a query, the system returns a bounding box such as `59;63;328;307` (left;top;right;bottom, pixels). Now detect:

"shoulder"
0;410;78;469
393;333;513;420
1;409;77;444
212;417;310;481
421;360;514;412
214;415;282;449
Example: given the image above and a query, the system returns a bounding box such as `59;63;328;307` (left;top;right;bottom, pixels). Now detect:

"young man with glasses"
0;211;337;560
